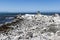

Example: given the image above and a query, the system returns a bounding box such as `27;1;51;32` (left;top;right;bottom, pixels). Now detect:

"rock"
26;32;33;38
0;14;60;40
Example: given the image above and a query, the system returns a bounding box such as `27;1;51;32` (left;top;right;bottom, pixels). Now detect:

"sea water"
0;13;19;24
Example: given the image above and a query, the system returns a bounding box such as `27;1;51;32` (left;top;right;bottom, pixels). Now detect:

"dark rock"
57;31;60;36
27;32;33;38
0;25;13;32
48;26;58;33
26;37;29;39
18;36;23;39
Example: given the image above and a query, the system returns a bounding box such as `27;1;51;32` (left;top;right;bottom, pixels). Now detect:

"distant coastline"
0;12;60;15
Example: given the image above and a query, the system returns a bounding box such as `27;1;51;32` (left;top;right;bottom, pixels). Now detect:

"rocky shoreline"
0;14;60;40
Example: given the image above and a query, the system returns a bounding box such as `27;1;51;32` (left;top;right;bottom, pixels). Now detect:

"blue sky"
0;0;60;12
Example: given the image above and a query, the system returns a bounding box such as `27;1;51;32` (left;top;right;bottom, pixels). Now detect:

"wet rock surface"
0;14;60;40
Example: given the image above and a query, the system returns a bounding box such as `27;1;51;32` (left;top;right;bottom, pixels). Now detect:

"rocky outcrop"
0;14;60;40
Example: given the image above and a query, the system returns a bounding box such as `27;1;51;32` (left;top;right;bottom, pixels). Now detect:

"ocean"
0;13;19;24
